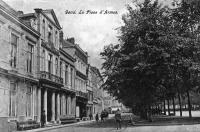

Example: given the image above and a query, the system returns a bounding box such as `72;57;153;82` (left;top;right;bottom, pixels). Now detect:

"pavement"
14;113;200;132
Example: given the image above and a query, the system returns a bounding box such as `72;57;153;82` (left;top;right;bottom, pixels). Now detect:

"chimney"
34;8;42;13
67;37;75;44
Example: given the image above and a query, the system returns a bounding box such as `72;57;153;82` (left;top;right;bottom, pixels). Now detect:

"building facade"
86;64;94;118
60;40;76;119
63;38;88;120
0;0;40;131
89;66;104;115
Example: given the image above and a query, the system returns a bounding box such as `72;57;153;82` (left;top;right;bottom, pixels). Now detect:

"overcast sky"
4;0;171;70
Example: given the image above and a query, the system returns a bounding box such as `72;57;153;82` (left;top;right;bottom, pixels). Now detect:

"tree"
101;0;200;119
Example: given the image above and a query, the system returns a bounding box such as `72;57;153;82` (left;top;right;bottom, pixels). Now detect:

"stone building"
0;0;106;131
19;8;65;123
89;66;104;115
63;38;88;120
0;0;40;131
86;64;94;118
59;39;76;119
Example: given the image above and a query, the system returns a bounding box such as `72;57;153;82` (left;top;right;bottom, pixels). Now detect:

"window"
27;44;33;73
42;50;45;71
55;58;58;76
60;61;63;78
48;54;52;77
70;68;73;87
26;85;32;117
42;20;45;40
9;82;17;117
55;31;57;48
65;65;68;85
10;34;18;68
48;25;53;42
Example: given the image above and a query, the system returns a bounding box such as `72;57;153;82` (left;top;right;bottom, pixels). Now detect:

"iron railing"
39;71;63;84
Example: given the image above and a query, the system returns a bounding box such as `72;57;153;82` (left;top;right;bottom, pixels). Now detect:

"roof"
0;0;40;37
42;9;61;29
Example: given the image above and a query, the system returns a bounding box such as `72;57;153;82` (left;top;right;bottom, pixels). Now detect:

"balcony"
76;91;88;99
39;71;63;84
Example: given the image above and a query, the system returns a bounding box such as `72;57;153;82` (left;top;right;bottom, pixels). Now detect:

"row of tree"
100;0;200;120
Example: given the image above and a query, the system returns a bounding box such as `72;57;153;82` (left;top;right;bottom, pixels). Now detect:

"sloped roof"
0;0;39;37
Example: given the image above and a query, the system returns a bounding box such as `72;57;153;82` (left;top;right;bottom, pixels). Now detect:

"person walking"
100;111;104;122
41;110;46;127
115;109;122;130
89;112;93;120
95;113;99;122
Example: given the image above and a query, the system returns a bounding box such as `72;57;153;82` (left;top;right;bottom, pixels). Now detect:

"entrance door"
47;91;52;122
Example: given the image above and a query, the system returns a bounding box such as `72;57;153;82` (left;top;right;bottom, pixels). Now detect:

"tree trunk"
172;97;176;115
187;90;192;118
163;100;166;115
178;91;182;116
167;99;170;116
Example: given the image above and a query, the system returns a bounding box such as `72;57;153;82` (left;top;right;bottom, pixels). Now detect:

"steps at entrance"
45;122;60;127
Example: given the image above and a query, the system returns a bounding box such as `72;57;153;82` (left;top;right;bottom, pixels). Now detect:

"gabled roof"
42;9;61;29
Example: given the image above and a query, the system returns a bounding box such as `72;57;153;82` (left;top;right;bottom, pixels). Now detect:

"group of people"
95;109;122;130
95;110;109;122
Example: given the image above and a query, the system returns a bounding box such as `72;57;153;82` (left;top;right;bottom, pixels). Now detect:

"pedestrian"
95;113;99;122
100;111;104;122
115;109;122;130
41;110;46;127
89;112;93;120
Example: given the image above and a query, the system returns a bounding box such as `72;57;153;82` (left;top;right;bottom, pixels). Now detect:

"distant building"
86;64;94;117
89;66;104;115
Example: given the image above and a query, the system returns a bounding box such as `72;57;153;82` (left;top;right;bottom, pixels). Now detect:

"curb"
14;120;96;132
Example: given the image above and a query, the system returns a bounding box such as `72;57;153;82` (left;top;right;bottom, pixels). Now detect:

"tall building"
63;38;88;120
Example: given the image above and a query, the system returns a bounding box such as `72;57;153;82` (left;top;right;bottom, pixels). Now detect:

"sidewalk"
14;120;96;132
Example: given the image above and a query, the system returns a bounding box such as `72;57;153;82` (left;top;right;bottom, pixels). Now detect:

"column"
65;94;67;115
51;92;55;122
37;87;41;122
56;93;60;122
72;96;76;115
32;86;35;119
68;96;71;115
44;89;47;123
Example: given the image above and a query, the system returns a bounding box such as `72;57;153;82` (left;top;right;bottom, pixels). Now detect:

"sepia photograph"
0;0;200;132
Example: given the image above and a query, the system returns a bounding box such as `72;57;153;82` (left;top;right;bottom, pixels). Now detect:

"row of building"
0;0;110;131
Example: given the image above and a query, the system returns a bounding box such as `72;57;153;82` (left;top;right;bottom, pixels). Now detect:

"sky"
4;0;172;70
